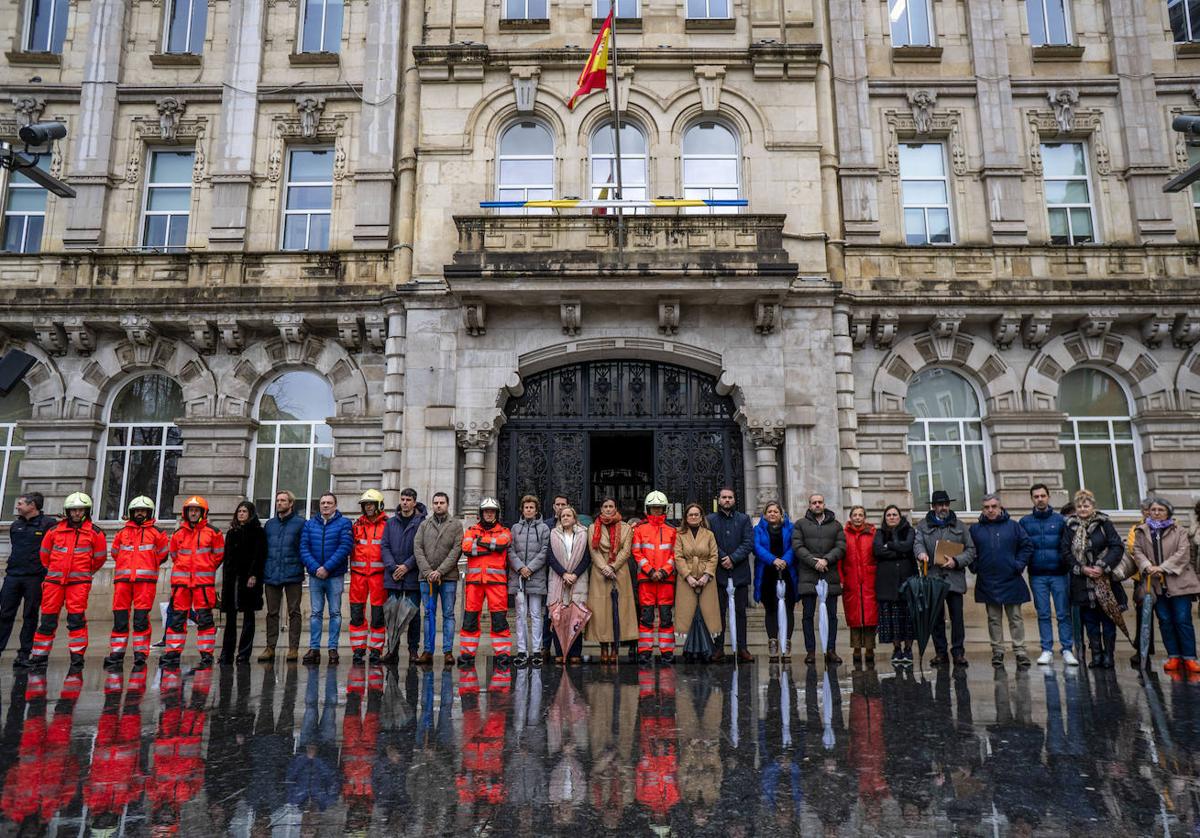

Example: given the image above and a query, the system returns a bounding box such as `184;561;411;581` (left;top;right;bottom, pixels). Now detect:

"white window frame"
163;0;205;54
503;0;548;19
140;149;194;253
888;0;934;47
685;0;731;19
681;121;741;216
2;163;48;254
1042;141;1098;245
905;369;991;514
496;121;555;216
1058;368;1144;513
899;142;954;245
1169;0;1200;43
596;0;639;17
280;147;333;252
250;379;335;519
97;374;184;523
590;122;649;214
298;0;342;53
1026;0;1073;46
24;0;67;53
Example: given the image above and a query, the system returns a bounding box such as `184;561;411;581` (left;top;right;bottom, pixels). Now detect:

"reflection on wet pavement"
0;653;1197;835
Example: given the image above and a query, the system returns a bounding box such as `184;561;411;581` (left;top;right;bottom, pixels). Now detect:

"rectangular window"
25;0;68;53
164;0;207;54
2;159;49;254
141;150;194;253
282;148;333;252
899;143;952;245
300;0;343;53
889;0;932;47
1027;0;1072;46
686;0;730;19
1042;142;1096;245
1169;0;1200;43
596;0;639;16
504;0;548;19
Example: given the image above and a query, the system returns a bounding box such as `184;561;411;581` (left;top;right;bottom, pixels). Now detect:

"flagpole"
607;8;625;245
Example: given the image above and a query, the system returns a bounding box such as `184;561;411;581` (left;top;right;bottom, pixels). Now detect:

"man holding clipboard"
915;490;977;667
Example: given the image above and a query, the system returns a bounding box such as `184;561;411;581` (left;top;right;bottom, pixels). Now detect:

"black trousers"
716;582;750;652
761;565;796;643
801;593;840;653
221;610;257;662
932;591;966;657
0;575;42;659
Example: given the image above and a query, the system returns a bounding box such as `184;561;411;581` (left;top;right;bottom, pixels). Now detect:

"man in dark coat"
915;490;976;668
706;487;754;663
260;490;306;663
792;493;847;664
0;493;55;668
381;488;427;665
969;494;1034;668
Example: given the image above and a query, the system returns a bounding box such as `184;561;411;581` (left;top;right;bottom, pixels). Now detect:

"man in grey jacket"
413;492;463;665
914;490;977;668
509;495;550;667
792;493;847;665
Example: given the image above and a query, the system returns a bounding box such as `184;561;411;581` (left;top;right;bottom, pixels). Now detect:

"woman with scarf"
674;503;720;663
842;505;878;666
586;497;638;664
1059;489;1125;669
753;501;796;663
1132;497;1200;674
873;505;917;666
548;507;591;665
220;501;267;665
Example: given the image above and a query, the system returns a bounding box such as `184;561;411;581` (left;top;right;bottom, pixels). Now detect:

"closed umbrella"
780;667;791;748
726;578;738;656
900;558;950;667
730;667;740;749
776;580;789;657
383;594;420;658
1139;573;1162;669
821;671;835;751
1093;576;1134;648
610;576;621;662
817;579;830;656
550;601;593;664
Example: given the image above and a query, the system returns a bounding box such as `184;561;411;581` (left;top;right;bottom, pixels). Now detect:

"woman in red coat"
842;506;878;665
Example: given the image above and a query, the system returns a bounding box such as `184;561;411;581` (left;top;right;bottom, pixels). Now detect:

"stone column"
747;425;784;509
173;417;257;521
983;412;1068;509
1134;411;1200;503
62;0;127;249
209;0;266;250
457;428;492;522
18;420;104;513
827;0;879;243
353;0;403;248
380;306;405;505
329;417;386;502
832;304;862;508
964;0;1028;244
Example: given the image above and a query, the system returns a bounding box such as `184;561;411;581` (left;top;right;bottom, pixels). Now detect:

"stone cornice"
412;43;821;72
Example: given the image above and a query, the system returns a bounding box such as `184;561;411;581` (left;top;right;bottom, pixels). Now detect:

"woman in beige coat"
675;503;721;662
548;507;590;665
586;497;638;664
1133;497;1200;673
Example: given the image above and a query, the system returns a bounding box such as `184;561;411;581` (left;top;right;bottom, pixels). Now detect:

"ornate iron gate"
497;360;744;521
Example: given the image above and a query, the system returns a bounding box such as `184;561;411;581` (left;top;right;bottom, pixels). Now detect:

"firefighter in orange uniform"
455;666;508;819
149;666;211;832
29;492;107;668
635;665;679;830
104;495;169;668
84;670;147;832
165;496;225;668
458;498;513;666
342;664;384;831
349;490;389;665
632;491;677;666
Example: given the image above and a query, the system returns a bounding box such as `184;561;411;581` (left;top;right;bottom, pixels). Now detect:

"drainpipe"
811;0;845;287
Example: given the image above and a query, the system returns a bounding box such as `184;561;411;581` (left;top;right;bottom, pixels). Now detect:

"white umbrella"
780;667;792;748
726;578;738;655
730;667;740;749
821;670;835;750
817;578;829;655
776;580;789;656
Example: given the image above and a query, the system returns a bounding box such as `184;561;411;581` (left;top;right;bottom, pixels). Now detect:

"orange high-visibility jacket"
168;520;225;588
351;514;389;575
110;519;169;584
632;515;677;581
461;523;512;586
40;519;107;585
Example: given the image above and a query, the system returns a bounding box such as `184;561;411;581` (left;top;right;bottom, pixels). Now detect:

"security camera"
1172;115;1200;138
18;121;67;146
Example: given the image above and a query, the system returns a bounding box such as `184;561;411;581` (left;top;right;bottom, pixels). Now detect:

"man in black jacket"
0;492;56;667
707;487;754;663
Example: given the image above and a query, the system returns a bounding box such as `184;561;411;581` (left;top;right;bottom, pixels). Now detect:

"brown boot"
257;647;275;663
285;647;299;663
416;652;434;666
737;649;755;663
444;652;455;666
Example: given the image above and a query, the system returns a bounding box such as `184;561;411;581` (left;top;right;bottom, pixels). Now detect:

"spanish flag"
568;10;613;111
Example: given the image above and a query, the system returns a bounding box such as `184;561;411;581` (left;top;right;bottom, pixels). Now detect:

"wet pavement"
0;650;1197;836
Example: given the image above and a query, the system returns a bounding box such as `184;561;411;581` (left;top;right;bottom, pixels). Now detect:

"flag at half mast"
568;10;613;111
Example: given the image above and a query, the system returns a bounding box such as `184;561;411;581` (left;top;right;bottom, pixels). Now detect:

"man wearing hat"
914;490;976;667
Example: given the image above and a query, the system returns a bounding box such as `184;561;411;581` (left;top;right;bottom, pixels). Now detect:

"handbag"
1111;550;1138;583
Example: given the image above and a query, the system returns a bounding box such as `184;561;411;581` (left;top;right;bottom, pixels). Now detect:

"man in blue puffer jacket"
260;490;307;663
1019;483;1077;667
300;493;354;665
970;493;1034;669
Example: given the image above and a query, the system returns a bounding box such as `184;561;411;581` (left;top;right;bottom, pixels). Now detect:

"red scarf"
591;511;623;564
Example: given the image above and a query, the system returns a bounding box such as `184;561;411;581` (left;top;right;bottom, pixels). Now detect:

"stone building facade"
0;0;1197;592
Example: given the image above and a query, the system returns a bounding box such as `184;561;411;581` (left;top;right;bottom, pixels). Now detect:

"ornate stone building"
0;0;1197;572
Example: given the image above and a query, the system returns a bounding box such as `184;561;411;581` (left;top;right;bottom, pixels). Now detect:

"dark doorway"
590;433;653;520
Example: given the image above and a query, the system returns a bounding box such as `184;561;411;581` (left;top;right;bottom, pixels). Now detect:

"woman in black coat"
221;501;267;664
874;505;917;666
1059;488;1125;669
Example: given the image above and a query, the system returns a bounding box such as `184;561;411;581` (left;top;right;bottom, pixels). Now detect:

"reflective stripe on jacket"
351;514;389;575
40;519;107;584
632;515;676;581
110;519;169;583
461;522;512;585
168;520;225;588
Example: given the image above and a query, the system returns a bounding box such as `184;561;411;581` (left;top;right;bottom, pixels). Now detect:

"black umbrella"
900;559;950;664
611;576;621;662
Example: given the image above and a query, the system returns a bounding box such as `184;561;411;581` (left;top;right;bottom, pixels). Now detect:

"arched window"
101;375;183;520
1059;368;1141;511
906;368;988;511
496;121;555;216
253;370;335;517
0;383;31;514
681;122;740;215
590;122;648;211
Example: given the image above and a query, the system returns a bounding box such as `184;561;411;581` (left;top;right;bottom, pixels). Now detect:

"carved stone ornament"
337;314;363;351
188;317;217;354
363;312;387;351
63;317;95;355
126;112;208;183
1078;310;1117;339
265;111;349;182
1022;311;1053;350
928;311;964;340
992;314;1021;350
1141;312;1174;349
658;300;680;336
695;65;726;114
294;95;326;140
33;317;67;356
906;89;938;136
884;107;967;177
274;313;308;343
217;316;244;353
11;96;45;129
1026;107;1109;176
1048;88;1080;134
120;313;157;346
455;426;494;451
464;301;486;337
873;311;899;350
560;301;581;336
1174;311;1200;349
511;66;540;114
849;314;870;349
156;96;187;142
753;299;780;335
747;422;785;448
